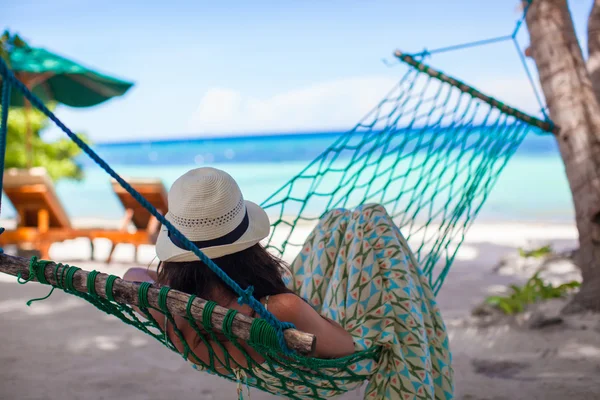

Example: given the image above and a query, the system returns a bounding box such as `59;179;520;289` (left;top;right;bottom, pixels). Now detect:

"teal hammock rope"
0;43;558;400
0;47;553;346
0;77;10;254
405;0;548;121
0;78;11;213
0;58;295;354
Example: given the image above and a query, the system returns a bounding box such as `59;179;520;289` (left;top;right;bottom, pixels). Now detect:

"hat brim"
155;201;270;262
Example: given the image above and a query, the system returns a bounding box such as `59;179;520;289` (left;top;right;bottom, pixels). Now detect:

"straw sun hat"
155;167;270;262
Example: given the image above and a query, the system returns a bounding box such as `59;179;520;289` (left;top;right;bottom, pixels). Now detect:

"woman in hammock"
124;167;453;399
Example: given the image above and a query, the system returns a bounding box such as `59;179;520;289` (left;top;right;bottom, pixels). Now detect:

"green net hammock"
0;51;553;399
263;52;553;294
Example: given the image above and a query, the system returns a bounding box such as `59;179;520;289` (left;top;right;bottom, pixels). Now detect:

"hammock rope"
0;77;10;221
0;51;552;398
261;51;551;294
0;57;295;353
407;0;549;121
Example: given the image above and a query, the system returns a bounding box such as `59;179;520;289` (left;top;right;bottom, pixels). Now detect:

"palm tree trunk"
588;0;600;104
525;0;600;312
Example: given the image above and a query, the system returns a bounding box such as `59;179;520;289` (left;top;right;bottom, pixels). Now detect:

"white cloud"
186;74;546;136
187;76;398;135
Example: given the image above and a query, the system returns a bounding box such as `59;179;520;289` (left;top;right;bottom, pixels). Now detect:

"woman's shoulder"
264;293;309;320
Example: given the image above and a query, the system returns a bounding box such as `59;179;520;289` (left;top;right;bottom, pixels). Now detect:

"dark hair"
156;244;293;305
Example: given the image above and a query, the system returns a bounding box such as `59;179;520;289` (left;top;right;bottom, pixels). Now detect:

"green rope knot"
87;270;100;295
138;281;152;309
19;257;56;306
185;294;197;320
17;256;49;284
158;286;171;312
222;309;238;338
237;286;254;306
202;301;217;331
249;319;280;350
18;257;32;283
62;265;81;292
105;275;118;302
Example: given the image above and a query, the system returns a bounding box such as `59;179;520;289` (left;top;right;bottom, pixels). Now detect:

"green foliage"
518;244;553;259
0;31;10;66
485;272;580;315
1;31;86;181
0;30;28;69
4;106;89;181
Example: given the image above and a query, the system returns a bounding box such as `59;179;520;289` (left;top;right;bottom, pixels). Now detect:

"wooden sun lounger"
95;178;168;263
1;169;167;263
0;168;93;258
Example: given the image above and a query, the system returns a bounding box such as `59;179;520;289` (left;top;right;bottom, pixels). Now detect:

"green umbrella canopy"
1;32;134;107
0;32;134;168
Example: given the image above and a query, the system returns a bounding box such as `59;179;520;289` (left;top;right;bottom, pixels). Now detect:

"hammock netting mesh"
263;54;551;294
0;52;552;399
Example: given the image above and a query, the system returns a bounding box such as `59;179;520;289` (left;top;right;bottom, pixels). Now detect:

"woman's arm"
268;294;355;358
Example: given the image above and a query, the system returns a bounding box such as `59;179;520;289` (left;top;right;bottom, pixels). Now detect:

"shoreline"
0;217;578;267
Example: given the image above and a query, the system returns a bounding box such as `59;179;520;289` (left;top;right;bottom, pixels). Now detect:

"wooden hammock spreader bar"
0;253;316;355
394;50;558;134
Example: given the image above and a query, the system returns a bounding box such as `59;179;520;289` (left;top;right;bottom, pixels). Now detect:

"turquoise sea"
1;130;574;223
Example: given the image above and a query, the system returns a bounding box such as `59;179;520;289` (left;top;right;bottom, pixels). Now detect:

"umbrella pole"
24;98;32;168
17;72;53;169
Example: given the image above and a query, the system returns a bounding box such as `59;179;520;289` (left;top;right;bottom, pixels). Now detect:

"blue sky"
5;0;594;142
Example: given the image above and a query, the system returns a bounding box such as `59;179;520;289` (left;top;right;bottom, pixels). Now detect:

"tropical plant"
485;272;580;315
5;106;88;181
518;244;553;259
1;30;88;181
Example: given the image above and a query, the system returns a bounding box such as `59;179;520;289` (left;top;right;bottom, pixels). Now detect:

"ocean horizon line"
94;130;346;146
92;123;544;146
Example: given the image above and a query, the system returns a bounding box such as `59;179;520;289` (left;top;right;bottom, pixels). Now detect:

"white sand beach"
1;220;599;399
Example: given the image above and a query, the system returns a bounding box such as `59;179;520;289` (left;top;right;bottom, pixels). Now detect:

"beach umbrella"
0;31;134;166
